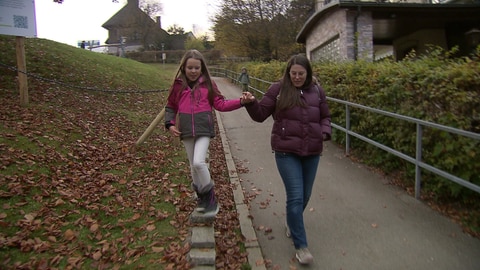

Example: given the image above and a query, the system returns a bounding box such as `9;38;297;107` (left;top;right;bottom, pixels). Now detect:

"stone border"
215;110;267;270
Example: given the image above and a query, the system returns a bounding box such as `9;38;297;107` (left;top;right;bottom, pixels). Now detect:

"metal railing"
210;67;480;199
211;68;270;95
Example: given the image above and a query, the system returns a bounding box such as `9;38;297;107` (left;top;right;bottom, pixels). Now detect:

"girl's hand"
168;126;181;137
241;92;255;104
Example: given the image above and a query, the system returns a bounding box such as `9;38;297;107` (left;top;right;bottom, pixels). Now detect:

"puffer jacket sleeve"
212;95;243;111
245;83;281;122
164;82;181;129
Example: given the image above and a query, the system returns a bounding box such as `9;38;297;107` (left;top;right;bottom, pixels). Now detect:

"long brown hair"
276;54;313;111
170;50;219;105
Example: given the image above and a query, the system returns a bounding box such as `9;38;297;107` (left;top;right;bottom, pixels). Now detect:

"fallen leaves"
0;82;248;268
64;229;76;241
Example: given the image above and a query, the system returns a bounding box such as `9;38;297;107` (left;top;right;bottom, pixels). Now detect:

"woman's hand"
241;92;255;105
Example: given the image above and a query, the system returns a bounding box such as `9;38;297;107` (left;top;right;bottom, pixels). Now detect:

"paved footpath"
213;77;480;270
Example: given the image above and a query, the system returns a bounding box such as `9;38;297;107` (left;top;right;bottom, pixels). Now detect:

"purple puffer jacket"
246;82;331;156
165;77;242;139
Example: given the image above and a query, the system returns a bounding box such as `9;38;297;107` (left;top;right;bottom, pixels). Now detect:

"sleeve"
165;85;179;130
211;80;243;112
245;83;279;122
212;94;243;112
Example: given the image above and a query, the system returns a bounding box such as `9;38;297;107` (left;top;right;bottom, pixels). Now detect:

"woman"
243;55;331;264
165;50;251;217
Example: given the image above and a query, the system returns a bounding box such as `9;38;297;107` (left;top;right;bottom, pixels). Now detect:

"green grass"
0;36;177;91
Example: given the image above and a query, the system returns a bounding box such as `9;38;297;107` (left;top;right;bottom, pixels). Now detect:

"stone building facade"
297;0;480;62
307;7;374;62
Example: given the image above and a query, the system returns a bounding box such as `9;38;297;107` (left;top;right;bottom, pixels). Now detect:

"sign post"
16;36;29;105
161;42;165;68
0;0;37;105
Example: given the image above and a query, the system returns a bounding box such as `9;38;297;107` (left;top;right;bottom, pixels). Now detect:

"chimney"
128;0;139;7
156;16;162;29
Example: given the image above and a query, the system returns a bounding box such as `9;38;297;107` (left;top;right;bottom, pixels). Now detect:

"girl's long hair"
276;54;313;111
170;49;219;105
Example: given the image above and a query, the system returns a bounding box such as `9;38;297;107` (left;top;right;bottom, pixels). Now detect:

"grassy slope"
0;35;248;269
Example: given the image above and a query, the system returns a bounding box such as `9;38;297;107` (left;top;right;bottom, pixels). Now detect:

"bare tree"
167;24;185;35
139;0;163;20
213;0;312;61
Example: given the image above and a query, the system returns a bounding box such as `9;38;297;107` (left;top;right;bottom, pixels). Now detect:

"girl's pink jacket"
165;76;243;139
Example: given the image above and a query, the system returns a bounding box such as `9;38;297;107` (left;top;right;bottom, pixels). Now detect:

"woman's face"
185;58;202;82
289;64;307;88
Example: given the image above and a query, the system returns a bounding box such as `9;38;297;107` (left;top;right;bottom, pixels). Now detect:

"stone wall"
306;8;374;62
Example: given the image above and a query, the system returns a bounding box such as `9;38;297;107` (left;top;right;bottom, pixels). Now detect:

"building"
296;0;480;62
102;0;169;54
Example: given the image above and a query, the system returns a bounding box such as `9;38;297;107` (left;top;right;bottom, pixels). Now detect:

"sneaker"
296;248;313;265
198;188;219;218
285;220;291;238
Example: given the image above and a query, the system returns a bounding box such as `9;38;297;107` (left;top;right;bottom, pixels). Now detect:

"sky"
34;0;219;47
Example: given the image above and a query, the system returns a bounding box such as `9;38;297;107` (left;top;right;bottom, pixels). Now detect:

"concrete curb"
188;110;266;270
215;110;266;270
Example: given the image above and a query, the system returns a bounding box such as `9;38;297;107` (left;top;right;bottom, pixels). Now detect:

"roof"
102;0;156;29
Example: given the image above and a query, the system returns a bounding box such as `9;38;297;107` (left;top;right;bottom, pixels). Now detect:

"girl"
165;50;251;217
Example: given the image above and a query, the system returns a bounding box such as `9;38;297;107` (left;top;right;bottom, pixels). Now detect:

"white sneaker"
285;220;291;238
296;248;313;265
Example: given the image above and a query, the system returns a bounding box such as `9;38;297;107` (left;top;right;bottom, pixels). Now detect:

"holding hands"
241;92;255;105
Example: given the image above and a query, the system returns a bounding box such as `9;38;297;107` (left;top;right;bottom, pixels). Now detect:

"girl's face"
185;58;202;82
289;64;307;88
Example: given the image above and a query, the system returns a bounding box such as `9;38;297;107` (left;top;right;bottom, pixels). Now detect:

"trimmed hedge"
125;49;223;65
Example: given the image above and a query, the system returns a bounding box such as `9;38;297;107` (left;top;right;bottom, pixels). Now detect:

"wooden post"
135;107;166;146
16;36;28;105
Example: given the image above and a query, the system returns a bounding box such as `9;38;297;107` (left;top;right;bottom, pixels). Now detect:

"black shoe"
192;184;207;212
195;192;208;212
198;188;219;217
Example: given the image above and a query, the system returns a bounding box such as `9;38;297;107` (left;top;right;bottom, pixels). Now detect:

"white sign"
0;0;37;37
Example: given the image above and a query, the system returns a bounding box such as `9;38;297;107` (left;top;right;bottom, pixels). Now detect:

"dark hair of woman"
276;54;313;111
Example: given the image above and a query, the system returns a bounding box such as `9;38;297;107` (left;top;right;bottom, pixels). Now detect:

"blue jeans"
275;152;320;249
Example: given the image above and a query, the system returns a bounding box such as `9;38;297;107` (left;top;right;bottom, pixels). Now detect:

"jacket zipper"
190;88;195;136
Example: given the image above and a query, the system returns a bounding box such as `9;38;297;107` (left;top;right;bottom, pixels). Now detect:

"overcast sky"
34;0;219;47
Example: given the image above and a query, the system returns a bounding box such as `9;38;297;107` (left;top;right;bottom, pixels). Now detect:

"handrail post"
345;104;351;156
415;123;423;199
